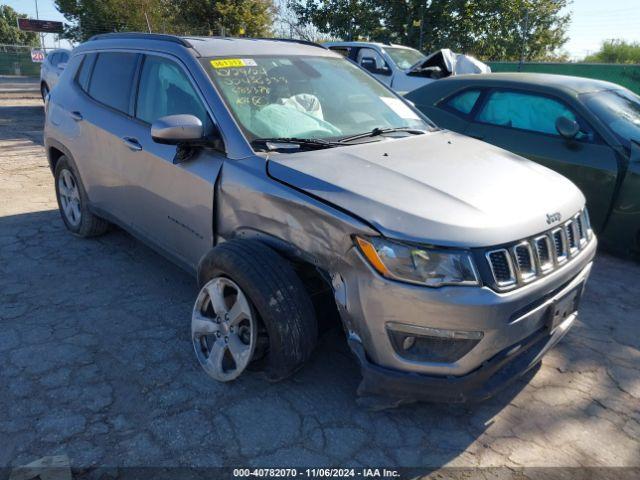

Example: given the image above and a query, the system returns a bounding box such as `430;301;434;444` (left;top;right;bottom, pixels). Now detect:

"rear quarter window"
444;89;482;115
88;52;139;113
76;53;97;92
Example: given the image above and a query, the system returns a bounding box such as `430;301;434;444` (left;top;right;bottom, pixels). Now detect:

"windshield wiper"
251;137;341;151
338;127;427;144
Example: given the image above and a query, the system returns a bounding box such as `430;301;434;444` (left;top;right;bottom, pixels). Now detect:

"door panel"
467;90;619;231
106;119;220;269
117;54;222;269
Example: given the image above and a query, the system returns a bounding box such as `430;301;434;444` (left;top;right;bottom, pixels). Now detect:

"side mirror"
151;114;204;145
556;116;579;140
360;57;378;73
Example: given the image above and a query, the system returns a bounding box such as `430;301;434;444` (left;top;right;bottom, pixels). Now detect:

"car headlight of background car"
355;236;479;287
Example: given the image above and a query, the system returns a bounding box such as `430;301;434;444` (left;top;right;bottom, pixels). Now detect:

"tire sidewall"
200;241;317;381
54;155;91;236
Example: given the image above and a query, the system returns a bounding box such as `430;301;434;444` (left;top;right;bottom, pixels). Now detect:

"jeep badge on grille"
546;212;562;224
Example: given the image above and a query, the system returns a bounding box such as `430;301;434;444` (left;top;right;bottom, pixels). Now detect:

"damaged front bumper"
342;238;595;403
350;311;575;403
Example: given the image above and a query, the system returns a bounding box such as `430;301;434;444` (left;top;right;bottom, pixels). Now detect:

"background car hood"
266;130;585;247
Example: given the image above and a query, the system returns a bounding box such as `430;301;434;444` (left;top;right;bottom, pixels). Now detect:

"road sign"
30;49;46;63
17;18;64;34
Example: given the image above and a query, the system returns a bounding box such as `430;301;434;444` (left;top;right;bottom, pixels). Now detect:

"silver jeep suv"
44;33;596;403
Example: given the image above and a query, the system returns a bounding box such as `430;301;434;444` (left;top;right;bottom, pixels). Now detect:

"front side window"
445;89;482;115
88;52;139;113
48;52;60;66
202;55;431;142
582;89;640;149
476;90;578;136
136;55;210;129
58;52;69;64
383;47;426;70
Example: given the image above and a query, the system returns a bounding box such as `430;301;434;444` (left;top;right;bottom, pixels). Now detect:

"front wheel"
194;239;318;382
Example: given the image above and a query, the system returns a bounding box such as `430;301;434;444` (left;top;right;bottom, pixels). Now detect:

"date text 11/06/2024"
233;468;401;478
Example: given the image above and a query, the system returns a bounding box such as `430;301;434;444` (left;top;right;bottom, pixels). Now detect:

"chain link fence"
0;44;44;77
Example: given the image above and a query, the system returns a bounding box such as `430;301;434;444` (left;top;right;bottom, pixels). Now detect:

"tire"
41;82;49;102
54;155;109;237
198;239;318;381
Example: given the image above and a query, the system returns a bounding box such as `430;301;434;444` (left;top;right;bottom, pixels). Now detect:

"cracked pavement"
0;78;639;475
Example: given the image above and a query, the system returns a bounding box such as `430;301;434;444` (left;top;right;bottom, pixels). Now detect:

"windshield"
383;47;426;70
202;55;431;144
581;88;640;149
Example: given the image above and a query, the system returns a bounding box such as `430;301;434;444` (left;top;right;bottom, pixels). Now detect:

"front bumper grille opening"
388;330;481;363
552;228;568;264
565;220;578;255
486;249;516;287
513;242;536;282
534;235;553;272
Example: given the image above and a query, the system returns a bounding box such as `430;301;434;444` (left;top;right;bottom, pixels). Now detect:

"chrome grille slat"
486;208;592;291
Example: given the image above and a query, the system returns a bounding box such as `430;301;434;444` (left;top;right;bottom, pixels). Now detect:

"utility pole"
144;11;152;33
34;0;45;51
419;1;425;51
518;9;529;71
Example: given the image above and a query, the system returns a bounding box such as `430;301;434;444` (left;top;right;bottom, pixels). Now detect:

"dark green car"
406;73;640;257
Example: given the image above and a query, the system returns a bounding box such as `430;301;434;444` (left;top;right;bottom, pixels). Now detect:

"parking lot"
0;78;639;476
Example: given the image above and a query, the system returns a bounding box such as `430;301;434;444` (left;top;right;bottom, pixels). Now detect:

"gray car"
40;48;71;100
44;33;596;404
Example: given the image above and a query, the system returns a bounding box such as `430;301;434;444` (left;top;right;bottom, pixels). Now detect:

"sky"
4;0;640;60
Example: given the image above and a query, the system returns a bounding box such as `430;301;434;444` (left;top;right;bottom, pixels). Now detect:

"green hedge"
488;62;640;95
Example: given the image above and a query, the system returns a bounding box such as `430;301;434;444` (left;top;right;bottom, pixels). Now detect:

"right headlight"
355;236;479;287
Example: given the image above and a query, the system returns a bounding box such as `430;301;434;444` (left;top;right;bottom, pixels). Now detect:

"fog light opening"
387;322;483;364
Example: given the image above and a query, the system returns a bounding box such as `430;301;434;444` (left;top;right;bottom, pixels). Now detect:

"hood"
266;131;585;248
408;48;491;77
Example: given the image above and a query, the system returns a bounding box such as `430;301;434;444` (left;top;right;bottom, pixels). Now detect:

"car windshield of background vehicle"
202;56;432;145
383;47;426;69
582;89;640;149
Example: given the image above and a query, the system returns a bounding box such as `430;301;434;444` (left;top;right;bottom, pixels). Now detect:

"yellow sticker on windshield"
210;58;256;69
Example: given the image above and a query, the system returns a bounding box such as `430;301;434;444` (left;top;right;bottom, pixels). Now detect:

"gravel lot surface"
0;79;638;477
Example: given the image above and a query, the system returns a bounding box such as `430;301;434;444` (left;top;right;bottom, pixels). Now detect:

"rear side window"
476;90;577;135
76;53;97;92
88;52;139;113
48;53;60;66
135;55;210;128
59;52;69;64
445;89;481;115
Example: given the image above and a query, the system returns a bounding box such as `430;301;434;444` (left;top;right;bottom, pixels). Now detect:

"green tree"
584;40;640;64
292;0;570;61
0;5;40;46
55;0;274;41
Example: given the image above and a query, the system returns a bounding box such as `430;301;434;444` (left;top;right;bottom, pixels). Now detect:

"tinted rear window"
88;52;139;113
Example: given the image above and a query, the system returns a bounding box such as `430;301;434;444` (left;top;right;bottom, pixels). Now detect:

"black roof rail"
251;37;327;49
88;32;193;48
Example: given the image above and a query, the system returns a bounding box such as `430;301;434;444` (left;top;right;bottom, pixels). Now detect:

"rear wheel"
54;156;109;237
41;82;49;101
195;239;318;382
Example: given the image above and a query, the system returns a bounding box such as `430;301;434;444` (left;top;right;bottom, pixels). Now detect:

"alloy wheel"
58;168;82;227
191;277;257;381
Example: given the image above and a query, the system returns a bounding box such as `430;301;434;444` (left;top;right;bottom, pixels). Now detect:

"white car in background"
324;41;490;94
40;49;71;100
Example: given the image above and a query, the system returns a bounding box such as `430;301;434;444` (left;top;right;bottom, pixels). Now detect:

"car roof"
324;41;416;50
441;72;620;95
77;33;338;58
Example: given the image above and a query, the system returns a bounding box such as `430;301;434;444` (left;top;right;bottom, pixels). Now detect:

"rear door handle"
122;137;142;151
469;134;484;140
70;111;83;121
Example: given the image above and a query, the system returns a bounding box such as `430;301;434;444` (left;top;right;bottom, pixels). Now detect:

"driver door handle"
122;137;142;151
70;111;83;121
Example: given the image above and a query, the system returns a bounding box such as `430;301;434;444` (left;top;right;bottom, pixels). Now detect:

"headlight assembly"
355;236;479;287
